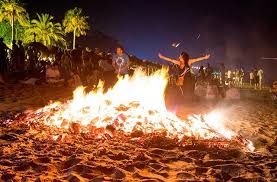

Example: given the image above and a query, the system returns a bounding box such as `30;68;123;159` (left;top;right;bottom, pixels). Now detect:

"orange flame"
33;68;254;151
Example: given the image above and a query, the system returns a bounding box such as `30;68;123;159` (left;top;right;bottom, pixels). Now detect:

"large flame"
33;68;254;151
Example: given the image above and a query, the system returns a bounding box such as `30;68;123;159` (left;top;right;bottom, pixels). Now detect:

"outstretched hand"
158;53;163;59
204;54;210;59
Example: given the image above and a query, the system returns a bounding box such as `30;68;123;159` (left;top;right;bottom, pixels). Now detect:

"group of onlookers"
225;68;264;90
0;37;138;90
249;68;264;90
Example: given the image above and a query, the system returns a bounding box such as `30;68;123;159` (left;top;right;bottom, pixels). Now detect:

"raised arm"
158;53;180;65
188;54;210;65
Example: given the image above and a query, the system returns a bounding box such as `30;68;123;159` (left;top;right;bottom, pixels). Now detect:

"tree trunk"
11;9;15;48
73;28;76;49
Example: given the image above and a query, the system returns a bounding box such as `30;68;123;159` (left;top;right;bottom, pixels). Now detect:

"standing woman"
158;51;210;101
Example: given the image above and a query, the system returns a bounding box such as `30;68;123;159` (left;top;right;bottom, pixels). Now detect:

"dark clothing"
199;68;205;80
0;41;8;73
18;45;25;71
220;64;225;85
177;64;195;100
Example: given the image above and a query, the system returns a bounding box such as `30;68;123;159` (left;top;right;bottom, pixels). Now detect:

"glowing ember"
28;68;254;151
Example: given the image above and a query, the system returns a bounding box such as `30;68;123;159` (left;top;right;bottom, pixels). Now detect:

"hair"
180;51;189;67
116;46;124;51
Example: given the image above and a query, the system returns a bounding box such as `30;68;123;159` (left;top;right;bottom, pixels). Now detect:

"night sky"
25;0;277;78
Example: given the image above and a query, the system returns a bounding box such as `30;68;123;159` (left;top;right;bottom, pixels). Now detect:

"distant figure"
11;40;19;71
257;68;264;90
249;71;254;86
219;63;225;85
27;46;40;73
235;69;240;87
227;70;232;88
239;68;244;88
17;40;25;72
112;46;130;76
198;66;205;81
0;38;8;84
254;69;259;89
205;63;213;81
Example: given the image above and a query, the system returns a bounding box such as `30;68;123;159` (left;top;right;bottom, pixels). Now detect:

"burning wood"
11;68;254;152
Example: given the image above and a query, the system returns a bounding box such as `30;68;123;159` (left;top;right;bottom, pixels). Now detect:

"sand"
0;83;276;181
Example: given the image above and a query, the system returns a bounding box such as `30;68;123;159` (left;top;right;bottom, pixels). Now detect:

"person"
239;68;244;88
0;38;8;84
227;69;232;88
219;63;225;86
158;51;210;101
11;40;19;71
254;68;259;89
235;69;240;87
112;46;130;76
198;66;205;81
205;63;213;81
17;40;25;72
257;68;264;90
249;71;254;87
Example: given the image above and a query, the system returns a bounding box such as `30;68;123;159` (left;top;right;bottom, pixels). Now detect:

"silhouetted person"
205;63;213;81
0;38;8;84
198;66;205;80
11;40;19;71
254;68;259;89
17;40;25;72
71;45;82;72
220;63;225;85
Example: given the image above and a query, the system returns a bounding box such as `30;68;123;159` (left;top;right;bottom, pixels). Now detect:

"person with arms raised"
158;51;210;101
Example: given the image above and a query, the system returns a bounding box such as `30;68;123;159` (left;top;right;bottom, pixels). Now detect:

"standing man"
219;63;225;85
11;40;19;71
257;68;264;90
239;68;244;88
17;40;25;72
227;69;232;88
0;38;8;84
249;70;254;87
112;46;130;76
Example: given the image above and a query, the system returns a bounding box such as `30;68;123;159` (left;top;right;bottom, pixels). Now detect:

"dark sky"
25;0;277;78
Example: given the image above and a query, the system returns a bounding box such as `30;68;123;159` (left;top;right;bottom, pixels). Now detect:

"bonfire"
23;68;254;151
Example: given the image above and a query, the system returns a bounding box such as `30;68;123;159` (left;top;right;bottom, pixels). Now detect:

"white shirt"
257;69;263;79
250;72;254;79
227;70;232;78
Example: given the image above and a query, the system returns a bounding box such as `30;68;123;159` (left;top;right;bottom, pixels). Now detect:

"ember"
24;68;254;151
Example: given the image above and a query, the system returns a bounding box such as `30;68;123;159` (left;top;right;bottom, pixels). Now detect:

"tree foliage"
63;7;90;37
24;13;66;47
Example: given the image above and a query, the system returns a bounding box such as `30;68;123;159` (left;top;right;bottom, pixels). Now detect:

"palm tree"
0;0;28;46
24;13;66;47
63;7;90;49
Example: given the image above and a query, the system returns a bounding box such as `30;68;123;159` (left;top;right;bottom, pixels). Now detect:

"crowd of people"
0;39;162;90
226;68;264;90
0;37;266;104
